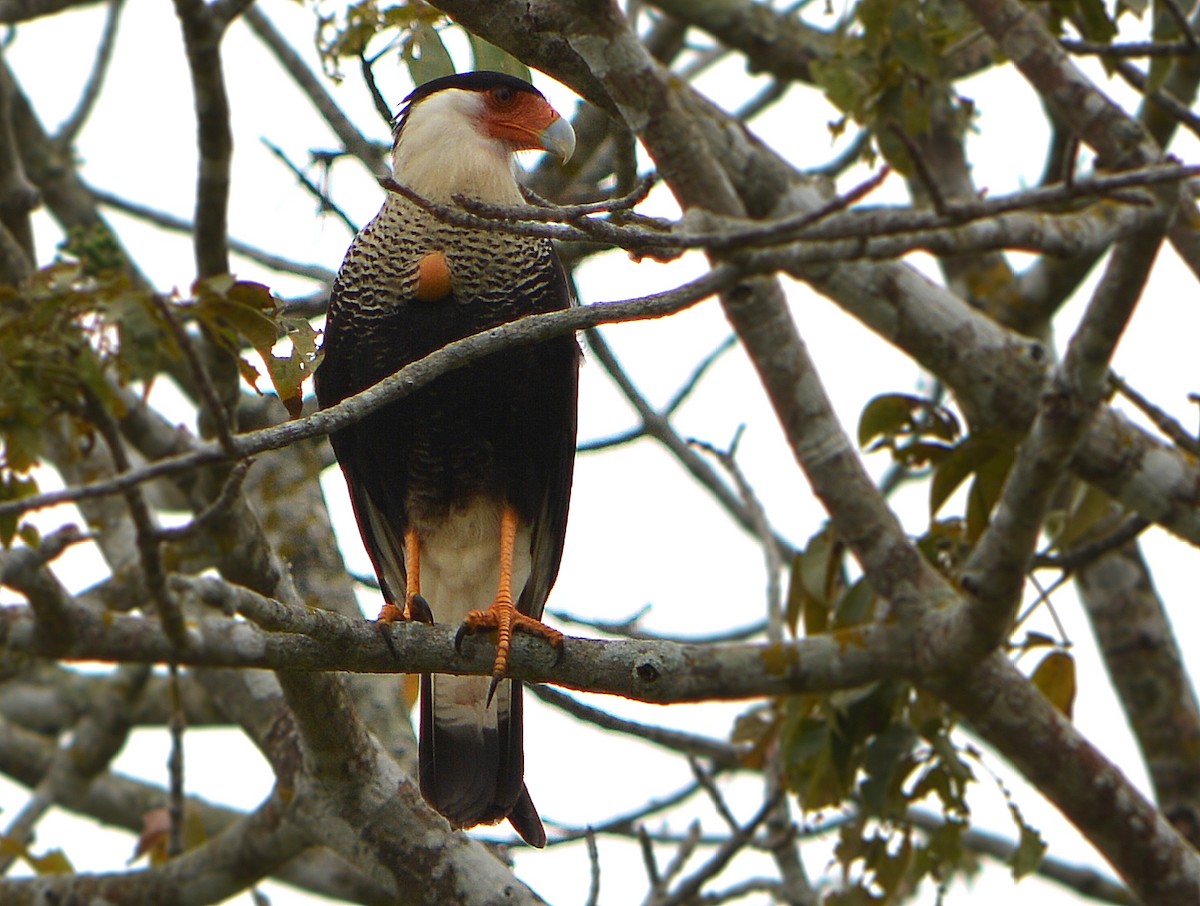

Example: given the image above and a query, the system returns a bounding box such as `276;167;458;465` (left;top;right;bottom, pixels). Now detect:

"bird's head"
391;71;576;204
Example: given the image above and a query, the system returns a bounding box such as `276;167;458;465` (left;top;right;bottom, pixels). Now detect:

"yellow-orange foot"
376;594;433;626
455;603;564;702
375;595;434;659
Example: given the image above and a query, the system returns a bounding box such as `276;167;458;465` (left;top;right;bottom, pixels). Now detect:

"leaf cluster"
729;386;1080;899
809;0;977;172
0;261;169;534
190;275;322;418
312;0;529;89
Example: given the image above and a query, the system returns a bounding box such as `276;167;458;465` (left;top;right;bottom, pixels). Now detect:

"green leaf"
1031;650;1076;719
965;445;1015;541
1075;0;1118;42
929;432;1015;521
860;723;919;816
784;552;810;636
916;518;970;579
811;54;875;121
263;319;323;418
467;34;531;81
801;527;838;604
404;20;456;87
25;847;74;875
1008;803;1047;880
892;439;953;469
859;394;960;465
913;730;974;816
782;715;845;809
833;576;877;629
1051;482;1118;551
730;703;776;769
0;473;38;548
858;393;925;448
193;277;280;352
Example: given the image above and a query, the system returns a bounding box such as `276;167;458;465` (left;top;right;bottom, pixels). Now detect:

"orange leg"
456;505;563;696
377;527;432;625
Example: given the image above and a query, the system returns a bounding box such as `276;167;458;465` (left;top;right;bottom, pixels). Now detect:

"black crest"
391;71;544;145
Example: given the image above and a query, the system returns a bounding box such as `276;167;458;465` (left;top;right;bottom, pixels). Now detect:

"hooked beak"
538;115;576;164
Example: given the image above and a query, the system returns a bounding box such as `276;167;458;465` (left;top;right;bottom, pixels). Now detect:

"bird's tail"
419;673;546;847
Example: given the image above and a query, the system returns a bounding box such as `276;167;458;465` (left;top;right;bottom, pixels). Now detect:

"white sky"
4;1;1200;904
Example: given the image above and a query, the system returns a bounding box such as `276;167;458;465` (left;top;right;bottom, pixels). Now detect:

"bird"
314;71;579;848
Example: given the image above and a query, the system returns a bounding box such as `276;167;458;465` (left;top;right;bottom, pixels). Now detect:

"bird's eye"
492;86;516;105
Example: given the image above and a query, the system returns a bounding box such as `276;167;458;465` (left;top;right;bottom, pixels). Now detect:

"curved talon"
486;674;503;708
455;605;564;678
408;594;434;624
375;619;401;661
454;621;470;654
549;636;565;667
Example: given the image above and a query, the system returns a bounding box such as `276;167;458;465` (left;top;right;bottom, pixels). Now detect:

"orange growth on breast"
415;250;453;301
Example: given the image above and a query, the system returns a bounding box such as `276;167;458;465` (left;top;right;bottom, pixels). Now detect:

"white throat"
391;89;526;205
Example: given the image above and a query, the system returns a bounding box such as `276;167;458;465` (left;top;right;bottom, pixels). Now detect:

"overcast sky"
5;1;1200;903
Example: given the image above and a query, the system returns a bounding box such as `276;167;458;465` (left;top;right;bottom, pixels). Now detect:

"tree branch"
172;0;234;279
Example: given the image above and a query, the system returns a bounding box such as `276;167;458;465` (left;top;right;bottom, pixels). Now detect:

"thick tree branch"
933;653;1200;903
0;588;908;703
0;708;392;903
172;0;234;279
1077;538;1200;848
955;206;1169;654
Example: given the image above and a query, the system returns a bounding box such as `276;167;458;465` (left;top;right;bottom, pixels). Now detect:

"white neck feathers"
391;89;526;205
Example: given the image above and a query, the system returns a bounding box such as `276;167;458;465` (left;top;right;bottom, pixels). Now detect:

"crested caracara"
315;71;579;848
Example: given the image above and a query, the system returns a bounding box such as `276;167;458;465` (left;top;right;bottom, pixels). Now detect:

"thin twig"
736;79;789;122
549;606;768;645
809;129;872;179
0;264;743;522
155;296;237;453
55;0;125;146
583;327;794;552
640;824;664;894
655;794;783;906
1161;0;1200;50
540;778;709;845
1036;513;1151;573
359;49;393;126
242;5;387;176
167;662;186;856
83;389;185;647
1113;60;1200;141
88;186;337;283
1111;371;1200;456
664;334;737;416
692;433;787;639
1061;38;1200;57
385;161;1197;257
531;685;742;764
156;459;254;542
519;170;659;217
578;333;736;453
584;827;601;906
262;138;358;234
656;820;704;893
688;758;740;832
889;122;947;215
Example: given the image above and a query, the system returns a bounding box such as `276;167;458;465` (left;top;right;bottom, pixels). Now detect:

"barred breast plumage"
314;71;579;848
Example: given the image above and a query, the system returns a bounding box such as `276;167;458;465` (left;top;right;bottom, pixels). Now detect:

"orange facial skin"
478;85;563;152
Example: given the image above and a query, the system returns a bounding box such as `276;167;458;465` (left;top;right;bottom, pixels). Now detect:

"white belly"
419;497;531;728
418;497;532;625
